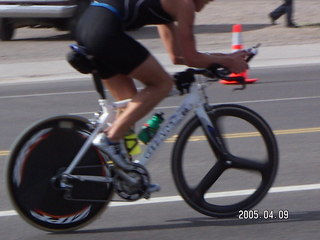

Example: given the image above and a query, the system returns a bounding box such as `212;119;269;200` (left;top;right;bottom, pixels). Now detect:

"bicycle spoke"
227;155;267;173
192;161;226;201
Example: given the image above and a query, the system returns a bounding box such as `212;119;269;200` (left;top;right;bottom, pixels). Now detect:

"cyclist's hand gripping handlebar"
207;43;261;90
173;44;260;94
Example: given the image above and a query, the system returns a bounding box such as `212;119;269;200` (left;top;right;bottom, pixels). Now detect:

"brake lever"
245;43;261;63
207;43;261;90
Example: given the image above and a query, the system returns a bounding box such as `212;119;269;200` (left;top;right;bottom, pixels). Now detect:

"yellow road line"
1;127;320;157
0;150;9;157
165;127;320;143
274;127;320;135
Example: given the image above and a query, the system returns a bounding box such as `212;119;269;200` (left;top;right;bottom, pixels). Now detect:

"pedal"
147;183;161;193
142;184;161;199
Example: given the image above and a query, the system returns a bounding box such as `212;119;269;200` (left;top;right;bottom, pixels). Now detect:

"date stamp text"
238;210;289;220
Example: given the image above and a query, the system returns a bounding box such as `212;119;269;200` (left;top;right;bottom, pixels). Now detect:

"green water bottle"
138;112;164;144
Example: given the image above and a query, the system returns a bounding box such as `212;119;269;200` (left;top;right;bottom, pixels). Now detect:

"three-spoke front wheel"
172;104;278;217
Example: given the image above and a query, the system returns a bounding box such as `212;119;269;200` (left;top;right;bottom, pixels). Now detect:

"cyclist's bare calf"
103;74;138;101
103;54;173;142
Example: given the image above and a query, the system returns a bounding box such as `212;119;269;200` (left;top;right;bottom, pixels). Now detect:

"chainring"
114;163;150;201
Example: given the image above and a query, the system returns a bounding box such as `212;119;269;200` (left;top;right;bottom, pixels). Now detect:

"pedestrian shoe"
268;14;276;25
287;22;299;28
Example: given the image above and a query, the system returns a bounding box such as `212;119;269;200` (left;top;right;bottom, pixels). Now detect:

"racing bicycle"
6;44;278;232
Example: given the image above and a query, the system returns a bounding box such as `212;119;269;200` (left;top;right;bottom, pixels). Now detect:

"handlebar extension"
173;43;261;93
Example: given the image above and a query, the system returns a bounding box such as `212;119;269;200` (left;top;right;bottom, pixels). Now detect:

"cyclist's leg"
103;75;137;101
103;54;173;142
96;54;170;193
102;75;138;119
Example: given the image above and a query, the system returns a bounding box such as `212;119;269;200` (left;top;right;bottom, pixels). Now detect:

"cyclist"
75;0;249;192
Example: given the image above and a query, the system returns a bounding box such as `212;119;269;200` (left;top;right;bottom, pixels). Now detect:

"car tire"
0;18;15;41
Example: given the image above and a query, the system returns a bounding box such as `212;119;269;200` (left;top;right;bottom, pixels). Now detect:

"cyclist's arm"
168;0;217;68
170;0;249;72
157;23;185;65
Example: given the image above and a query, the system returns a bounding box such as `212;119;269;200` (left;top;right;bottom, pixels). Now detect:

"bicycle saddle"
67;44;95;74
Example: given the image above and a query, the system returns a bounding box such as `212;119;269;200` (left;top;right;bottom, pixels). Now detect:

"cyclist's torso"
76;0;174;78
93;0;174;30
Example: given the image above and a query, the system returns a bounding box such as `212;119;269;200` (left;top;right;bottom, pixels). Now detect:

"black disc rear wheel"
7;116;113;232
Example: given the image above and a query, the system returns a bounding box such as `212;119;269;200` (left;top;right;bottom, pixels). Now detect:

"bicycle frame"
61;43;262;179
62;76;215;180
139;83;212;165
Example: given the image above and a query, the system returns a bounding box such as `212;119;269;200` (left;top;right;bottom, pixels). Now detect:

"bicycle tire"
172;104;278;217
6;115;113;232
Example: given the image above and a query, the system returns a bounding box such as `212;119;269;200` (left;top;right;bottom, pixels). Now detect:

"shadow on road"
53;210;320;235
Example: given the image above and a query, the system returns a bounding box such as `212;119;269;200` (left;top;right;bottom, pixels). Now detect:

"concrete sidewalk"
1;43;319;84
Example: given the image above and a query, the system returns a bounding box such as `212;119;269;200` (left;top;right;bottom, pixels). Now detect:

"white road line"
68;95;320;116
1;88;320;104
1;183;319;218
0;210;16;217
0;90;95;99
221;95;320;105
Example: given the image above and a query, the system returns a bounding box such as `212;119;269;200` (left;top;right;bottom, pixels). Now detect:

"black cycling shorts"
75;4;150;78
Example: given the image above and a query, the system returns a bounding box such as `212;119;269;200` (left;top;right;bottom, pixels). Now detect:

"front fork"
195;104;228;160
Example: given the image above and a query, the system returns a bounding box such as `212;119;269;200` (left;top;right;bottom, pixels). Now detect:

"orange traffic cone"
220;24;258;84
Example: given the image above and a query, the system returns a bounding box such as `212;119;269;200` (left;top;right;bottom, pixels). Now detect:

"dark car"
0;0;90;40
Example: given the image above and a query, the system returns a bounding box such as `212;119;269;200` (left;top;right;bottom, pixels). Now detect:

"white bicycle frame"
63;43;261;177
139;82;212;165
63;76;215;177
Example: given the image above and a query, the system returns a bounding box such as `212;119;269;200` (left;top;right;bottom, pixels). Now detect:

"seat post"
67;44;107;99
92;70;106;99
